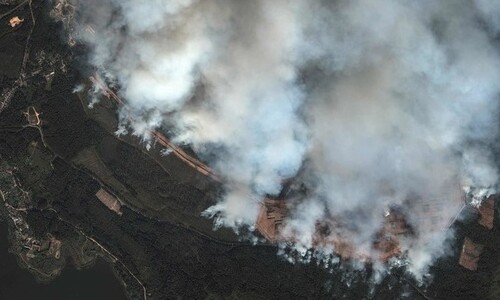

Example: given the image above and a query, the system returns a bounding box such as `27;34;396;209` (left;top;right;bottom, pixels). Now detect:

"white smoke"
71;0;500;277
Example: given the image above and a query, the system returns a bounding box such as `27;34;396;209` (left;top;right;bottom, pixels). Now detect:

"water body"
0;221;127;300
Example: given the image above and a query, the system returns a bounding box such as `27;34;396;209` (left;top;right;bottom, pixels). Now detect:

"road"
89;75;220;181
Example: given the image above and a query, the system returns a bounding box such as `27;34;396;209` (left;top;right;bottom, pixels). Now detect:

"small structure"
478;197;495;230
9;16;23;28
458;237;484;271
95;188;123;216
24;106;42;126
48;235;62;259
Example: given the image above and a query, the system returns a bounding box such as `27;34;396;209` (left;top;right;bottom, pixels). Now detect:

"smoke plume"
70;0;500;277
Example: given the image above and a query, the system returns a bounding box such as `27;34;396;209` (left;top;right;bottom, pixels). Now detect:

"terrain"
1;1;500;299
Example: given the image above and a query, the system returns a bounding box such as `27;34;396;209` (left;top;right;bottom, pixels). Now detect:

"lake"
0;221;127;300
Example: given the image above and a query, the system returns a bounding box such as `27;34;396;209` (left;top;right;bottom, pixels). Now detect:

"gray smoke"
70;0;500;277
